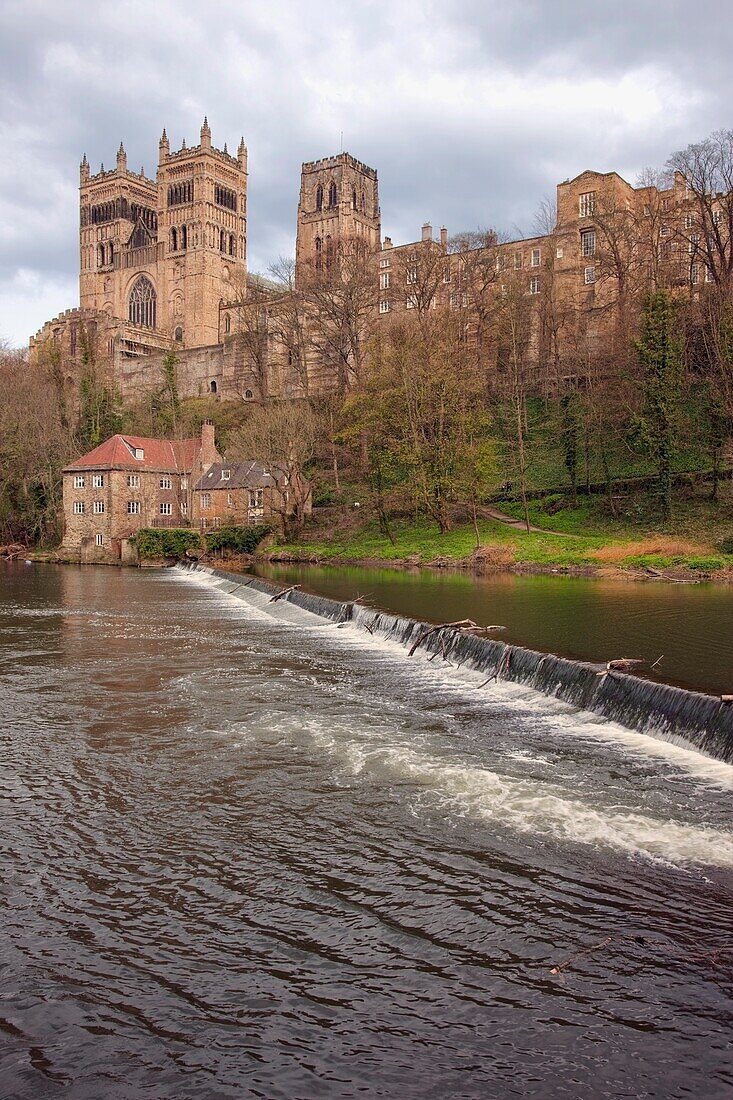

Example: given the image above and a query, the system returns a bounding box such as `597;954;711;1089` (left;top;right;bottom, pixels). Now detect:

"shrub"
312;486;337;508
204;524;271;554
132;528;203;560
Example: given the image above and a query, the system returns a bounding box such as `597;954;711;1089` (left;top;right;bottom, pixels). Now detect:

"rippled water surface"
1;561;732;1099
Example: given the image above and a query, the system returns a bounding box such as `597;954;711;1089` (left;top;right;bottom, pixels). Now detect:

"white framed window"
684;212;694;230
529;276;540;295
181;477;188;490
584;265;596;284
248;489;264;510
160;502;172;515
73;501;85;515
691;263;700;285
73;474;85;489
95;533;103;547
443;266;451;282
514;251;523;269
127;501;141;514
127;474;140;488
201;518;208;529
405;295;416;309
579;192;596;217
160;476;172;489
181;501;188;515
221;469;231;480
379;300;390;314
660;225;670;237
713;210;721;226
227;493;233;506
531;248;541;267
380;271;391;289
581;229;596;257
134;448;144;460
705;266;714;283
643;204;651;216
93;500;104;514
406;267;417;284
379;257;391;268
92;474;104;488
201;493;211;509
688;233;699;254
556;247;563;259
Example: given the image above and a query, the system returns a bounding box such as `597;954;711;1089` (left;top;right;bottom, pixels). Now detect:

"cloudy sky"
1;0;731;346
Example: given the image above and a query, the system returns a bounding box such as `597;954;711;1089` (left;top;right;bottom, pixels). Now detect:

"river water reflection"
1;561;732;1099
256;564;733;696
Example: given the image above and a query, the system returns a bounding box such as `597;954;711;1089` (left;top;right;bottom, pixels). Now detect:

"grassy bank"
267;496;733;578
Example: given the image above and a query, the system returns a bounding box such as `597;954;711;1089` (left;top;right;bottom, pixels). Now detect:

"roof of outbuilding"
63;434;201;473
194;460;284;491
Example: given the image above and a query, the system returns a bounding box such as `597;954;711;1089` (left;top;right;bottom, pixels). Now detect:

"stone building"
32;123;713;404
192;460;309;532
61;421;220;563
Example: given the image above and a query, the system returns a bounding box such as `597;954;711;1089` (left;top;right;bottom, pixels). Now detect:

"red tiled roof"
63;434;201;473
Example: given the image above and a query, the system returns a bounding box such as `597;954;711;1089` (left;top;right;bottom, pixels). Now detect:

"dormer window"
221;469;230;480
135;448;144;460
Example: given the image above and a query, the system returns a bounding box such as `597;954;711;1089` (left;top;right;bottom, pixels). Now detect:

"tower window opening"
220;229;226;252
128;275;157;329
224;313;231;334
315;236;322;271
181;225;187;249
210;380;218;394
171;227;178;252
316;184;323;212
174;326;183;342
245;389;253;399
168;181;193;206
229;234;235;256
328;181;337;208
352;188;357;211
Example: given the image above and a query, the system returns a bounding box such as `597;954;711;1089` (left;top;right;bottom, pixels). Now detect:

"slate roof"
63;434;201;474
194;460;284;492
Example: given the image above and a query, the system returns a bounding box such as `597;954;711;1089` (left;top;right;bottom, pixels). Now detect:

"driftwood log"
407;620;505;658
269;584;301;603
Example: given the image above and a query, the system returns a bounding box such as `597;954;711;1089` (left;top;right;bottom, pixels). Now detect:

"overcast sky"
1;0;732;347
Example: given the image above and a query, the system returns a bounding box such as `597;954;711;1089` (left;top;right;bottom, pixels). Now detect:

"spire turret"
237;136;248;172
80;153;89;183
117;142;127;171
200;115;211;150
159;127;169;163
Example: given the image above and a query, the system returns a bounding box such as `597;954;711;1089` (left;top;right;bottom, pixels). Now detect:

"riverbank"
263;507;733;581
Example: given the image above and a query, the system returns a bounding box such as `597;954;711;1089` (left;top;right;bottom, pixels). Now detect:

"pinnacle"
160;127;168;141
118;141;125;154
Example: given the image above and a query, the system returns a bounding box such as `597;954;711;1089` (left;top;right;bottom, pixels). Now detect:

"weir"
182;564;733;764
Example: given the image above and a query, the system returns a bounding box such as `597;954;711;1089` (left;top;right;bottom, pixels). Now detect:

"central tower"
295;153;380;282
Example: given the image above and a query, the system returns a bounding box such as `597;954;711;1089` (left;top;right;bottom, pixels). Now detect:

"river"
1;560;732;1099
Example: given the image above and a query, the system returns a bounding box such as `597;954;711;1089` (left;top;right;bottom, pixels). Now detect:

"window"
73;501;85;514
128;275;156;329
584;265;596;284
689;233;699;254
93;501;104;514
379;300;390;314
529;276;540;294
579;192;596;217
443;266;451;283
514;252;523;269
214;185;237;211
134;448;144;460
379;257;391;268
405;295;416;309
73;475;85;488
705;266;714;283
174;326;183;342
168;181;194;206
171;227;178;252
660;224;670;237
684;212;694;229
160;477;172;489
328;181;337;207
713;210;721;227
691;264;700;285
316;184;323;211
227;493;233;506
221;469;231;480
406;267;417;284
581;229;596;257
202;493;211;509
160;502;172;516
556;247;563;259
181;225;187;250
224;314;231;334
180;502;188;515
644;204;651;216
380;271;390;289
531;248;541;267
181;478;188;490
210;380;217;394
244;389;253;399
127;501;141;514
249;489;264;511
95;534;103;547
127;475;140;487
92;474;104;488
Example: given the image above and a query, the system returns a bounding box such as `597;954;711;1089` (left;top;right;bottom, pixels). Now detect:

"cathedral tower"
295;153;380;282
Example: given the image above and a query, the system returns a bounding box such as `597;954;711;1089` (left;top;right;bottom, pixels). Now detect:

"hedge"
132;528;203;559
205;524;271;553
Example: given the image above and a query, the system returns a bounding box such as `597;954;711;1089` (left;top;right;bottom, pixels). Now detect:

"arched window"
229;234;235;256
316;184;323;211
325;235;334;269
224;314;231;334
220;229;226;252
174;326;183;342
352;188;357;211
315;235;322;271
98;244;105;268
328;181;337;207
181;225;187;250
245;389;253;399
107;242;114;265
210;380;218;394
171;227;178;252
361;190;366;213
128;276;156;329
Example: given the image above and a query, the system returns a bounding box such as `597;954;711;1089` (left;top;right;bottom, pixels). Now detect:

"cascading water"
193;565;733;763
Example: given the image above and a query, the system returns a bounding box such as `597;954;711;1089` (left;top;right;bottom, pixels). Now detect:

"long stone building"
31;120;713;403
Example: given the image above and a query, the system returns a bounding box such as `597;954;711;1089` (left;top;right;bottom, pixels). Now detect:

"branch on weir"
269;584;301;603
408;620;505;658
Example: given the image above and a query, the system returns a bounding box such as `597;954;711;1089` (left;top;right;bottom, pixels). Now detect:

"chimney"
383;236;392;249
421;222;432;242
200;419;218;467
440;226;448;248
